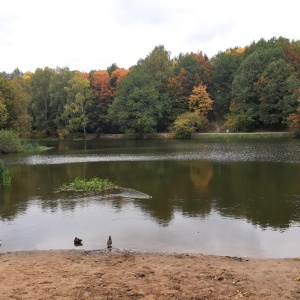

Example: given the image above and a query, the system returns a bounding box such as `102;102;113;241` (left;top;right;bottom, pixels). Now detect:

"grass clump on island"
57;177;117;192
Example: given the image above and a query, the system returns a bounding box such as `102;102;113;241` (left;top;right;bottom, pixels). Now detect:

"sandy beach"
0;249;299;299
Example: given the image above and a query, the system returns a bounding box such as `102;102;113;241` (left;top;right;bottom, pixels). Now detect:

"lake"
1;137;300;258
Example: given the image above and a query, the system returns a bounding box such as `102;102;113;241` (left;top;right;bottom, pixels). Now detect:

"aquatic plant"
0;160;12;186
57;177;116;192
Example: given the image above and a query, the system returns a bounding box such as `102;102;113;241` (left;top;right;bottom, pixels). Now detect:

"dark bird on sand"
107;235;112;248
74;237;83;245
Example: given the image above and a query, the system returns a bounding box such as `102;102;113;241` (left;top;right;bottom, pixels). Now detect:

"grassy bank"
28;131;293;142
98;132;291;140
193;132;291;139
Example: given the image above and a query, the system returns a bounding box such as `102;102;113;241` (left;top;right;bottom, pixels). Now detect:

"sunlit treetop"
22;72;33;81
225;47;247;56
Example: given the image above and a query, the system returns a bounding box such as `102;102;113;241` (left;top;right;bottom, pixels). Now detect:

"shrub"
0;130;22;154
172;112;208;139
57;128;70;139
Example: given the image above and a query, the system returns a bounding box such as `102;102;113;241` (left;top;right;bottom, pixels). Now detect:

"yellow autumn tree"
188;84;213;116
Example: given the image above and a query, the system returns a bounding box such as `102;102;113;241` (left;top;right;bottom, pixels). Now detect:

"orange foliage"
193;51;212;70
175;68;190;97
81;72;90;80
287;99;300;137
235;47;246;55
91;70;113;99
111;68;129;84
284;44;300;73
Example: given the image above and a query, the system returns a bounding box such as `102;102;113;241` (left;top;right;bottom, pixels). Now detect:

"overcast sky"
1;0;299;73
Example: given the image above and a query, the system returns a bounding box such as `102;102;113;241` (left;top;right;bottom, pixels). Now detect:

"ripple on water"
6;141;300;166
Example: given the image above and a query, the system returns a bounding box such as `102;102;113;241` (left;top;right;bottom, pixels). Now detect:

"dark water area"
1;138;300;258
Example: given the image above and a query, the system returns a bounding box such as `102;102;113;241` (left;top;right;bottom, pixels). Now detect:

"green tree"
108;68;160;135
229;44;286;131
255;59;299;129
63;72;91;135
165;75;188;121
0;97;8;128
138;45;173;130
30;67;55;134
211;49;243;115
9;76;32;136
281;74;300;118
232;48;283;104
173;52;212;96
138;45;172;87
0;77;14;131
0;76;31;136
225;102;258;132
49;67;74;133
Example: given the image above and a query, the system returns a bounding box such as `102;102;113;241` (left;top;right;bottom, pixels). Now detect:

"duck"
74;237;83;246
107;235;112;248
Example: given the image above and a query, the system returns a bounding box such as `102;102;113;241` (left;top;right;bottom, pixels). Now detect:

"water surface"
1;138;300;258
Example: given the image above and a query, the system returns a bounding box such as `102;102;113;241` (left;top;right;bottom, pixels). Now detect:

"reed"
22;142;49;153
0;160;12;186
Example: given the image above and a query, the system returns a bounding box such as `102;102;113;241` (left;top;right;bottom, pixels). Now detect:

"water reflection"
1;139;300;256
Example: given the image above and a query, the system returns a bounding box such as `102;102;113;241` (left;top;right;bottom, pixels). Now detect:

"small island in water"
56;177;117;193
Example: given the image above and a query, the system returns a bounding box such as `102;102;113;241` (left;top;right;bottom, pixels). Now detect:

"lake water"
1;138;300;258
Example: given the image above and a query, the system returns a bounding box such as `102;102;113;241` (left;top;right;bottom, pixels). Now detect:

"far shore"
60;131;291;140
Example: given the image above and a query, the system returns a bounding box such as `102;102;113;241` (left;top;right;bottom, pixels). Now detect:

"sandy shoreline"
0;249;299;299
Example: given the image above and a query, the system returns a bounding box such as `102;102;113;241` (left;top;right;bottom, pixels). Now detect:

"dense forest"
1;36;300;138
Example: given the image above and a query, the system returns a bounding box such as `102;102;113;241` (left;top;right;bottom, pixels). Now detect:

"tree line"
1;36;300;138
